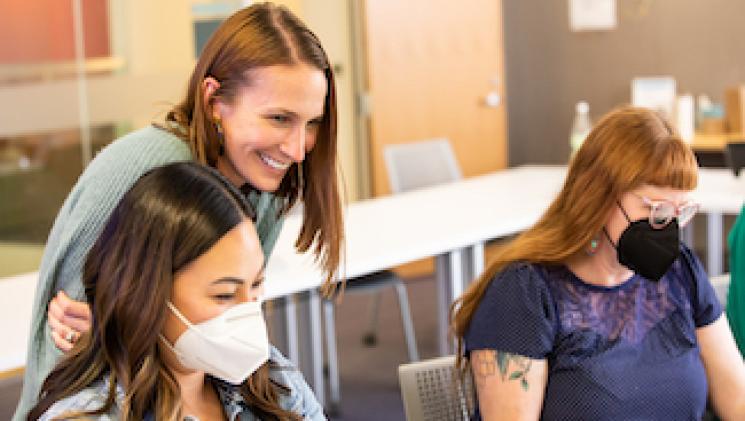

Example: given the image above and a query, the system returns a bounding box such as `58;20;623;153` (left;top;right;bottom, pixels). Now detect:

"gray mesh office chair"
398;355;476;421
710;273;731;307
383;138;463;193
323;138;462;411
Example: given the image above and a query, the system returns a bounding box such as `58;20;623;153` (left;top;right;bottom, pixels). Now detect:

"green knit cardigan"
13;126;285;420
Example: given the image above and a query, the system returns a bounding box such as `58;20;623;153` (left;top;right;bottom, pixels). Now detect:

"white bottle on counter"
570;101;592;154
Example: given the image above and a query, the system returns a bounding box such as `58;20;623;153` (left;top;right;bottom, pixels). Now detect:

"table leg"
470;242;485;284
291;291;325;406
682;219;694;249
435;248;474;356
455;243;485;299
449;249;464;303
308;289;325;406
435;255;451;356
707;212;723;276
322;300;341;410
284;295;299;366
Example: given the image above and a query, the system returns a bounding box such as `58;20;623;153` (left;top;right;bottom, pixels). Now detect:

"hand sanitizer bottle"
570;101;592;154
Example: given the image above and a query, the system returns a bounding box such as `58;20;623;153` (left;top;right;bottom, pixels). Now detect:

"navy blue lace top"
465;245;722;421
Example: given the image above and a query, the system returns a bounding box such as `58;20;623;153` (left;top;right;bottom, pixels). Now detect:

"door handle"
483;91;501;108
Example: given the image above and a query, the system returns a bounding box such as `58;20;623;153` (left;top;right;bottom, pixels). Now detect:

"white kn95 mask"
162;300;269;384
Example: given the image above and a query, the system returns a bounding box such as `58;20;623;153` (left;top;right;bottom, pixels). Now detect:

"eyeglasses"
633;193;700;229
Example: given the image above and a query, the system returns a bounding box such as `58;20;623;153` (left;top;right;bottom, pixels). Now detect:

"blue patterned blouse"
465;244;721;421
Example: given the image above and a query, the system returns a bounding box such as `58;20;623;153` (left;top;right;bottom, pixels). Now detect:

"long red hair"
451;106;699;376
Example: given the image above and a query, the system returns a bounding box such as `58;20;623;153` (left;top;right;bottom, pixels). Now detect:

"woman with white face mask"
28;163;324;421
15;4;343;419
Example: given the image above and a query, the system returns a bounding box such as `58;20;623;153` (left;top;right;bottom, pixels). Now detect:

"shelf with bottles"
690;132;745;152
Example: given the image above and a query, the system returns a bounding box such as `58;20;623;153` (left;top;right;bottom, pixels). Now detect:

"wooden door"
362;0;508;196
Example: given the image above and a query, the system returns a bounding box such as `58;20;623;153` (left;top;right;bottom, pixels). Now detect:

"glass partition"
0;0;247;277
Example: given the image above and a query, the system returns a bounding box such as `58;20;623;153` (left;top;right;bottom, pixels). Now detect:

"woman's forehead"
174;221;263;289
237;64;327;115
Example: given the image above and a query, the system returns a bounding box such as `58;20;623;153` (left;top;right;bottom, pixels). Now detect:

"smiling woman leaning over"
14;3;343;420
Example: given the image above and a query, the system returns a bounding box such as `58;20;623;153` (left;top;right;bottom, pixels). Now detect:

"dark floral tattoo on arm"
473;350;532;391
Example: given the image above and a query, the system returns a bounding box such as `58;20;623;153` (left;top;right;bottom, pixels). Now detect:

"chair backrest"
725;142;745;177
710;273;731;307
383;138;462;194
398;355;475;421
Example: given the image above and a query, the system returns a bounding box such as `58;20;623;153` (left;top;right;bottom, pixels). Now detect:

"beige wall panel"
364;0;508;196
302;0;360;202
123;0;194;75
362;0;508;276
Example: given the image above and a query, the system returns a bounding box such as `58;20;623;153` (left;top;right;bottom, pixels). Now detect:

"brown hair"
29;163;301;421
165;2;343;292
450;106;699;377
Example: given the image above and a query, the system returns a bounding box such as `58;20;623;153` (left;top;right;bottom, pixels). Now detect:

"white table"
3;166;743;395
0;272;38;375
263;166;562;404
264;165;745;404
690;168;745;275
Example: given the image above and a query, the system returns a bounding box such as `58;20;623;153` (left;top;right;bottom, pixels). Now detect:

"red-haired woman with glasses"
452;107;745;420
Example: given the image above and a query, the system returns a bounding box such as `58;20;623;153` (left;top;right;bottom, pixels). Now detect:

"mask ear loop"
616;200;632;222
601;201;632;249
167;301;195;329
158;302;191;355
158;333;181;355
166;301;210;339
601;227;617;249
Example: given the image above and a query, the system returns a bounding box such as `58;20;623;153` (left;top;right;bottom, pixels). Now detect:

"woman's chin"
243;174;284;193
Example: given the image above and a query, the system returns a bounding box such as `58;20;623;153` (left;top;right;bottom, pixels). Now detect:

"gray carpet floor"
0;275;439;420
325;275;439;421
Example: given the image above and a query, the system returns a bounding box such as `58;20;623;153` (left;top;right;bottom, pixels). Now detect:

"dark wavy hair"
29;162;301;420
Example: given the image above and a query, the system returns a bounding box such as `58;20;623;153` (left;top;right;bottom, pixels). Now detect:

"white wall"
117;0;195;75
0;0;362;199
301;0;360;202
